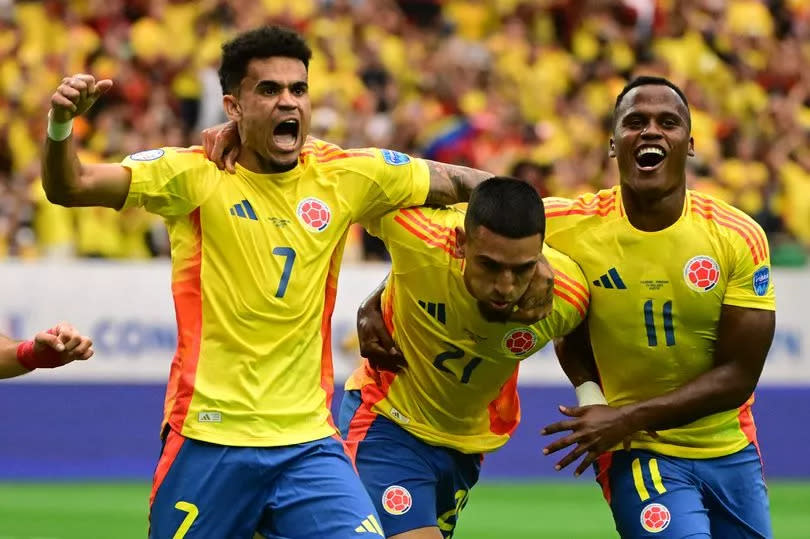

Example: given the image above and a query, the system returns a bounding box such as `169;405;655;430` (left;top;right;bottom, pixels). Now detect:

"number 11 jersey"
544;186;775;459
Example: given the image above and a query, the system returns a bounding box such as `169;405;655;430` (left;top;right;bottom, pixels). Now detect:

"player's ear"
223;94;242;121
455;226;466;257
608;138;616;158
688;136;695;157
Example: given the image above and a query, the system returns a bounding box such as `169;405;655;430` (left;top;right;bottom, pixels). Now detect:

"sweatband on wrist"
47;110;73;141
16;336;64;370
15;340;36;370
575;381;608;406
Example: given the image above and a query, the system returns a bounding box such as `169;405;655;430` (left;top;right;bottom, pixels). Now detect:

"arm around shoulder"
424;160;493;206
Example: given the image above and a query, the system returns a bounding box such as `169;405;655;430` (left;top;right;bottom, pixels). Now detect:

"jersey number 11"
643;299;676;347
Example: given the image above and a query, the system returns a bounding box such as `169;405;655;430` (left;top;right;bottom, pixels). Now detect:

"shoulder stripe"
302;140;342;153
691;206;763;264
554;269;589;300
553;270;589;314
402;208;456;236
393;213;459;258
306;149;376;163
691;197;767;263
175;147;205;154
546;197;616;218
397;209;457;242
398;208;456;237
553;289;586;319
691;195;767;260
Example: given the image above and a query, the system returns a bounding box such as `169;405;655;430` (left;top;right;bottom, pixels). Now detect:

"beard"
476;300;512;323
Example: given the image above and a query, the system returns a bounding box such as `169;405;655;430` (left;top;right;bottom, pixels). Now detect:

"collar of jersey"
616;186;690;235
234;162;302;184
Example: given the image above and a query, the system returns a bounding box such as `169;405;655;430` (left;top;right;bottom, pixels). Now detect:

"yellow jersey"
121;140;429;446
544;187;775;459
345;206;589;454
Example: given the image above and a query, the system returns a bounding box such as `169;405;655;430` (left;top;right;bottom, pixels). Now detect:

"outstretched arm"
42;73;131;208
422;160;493;206
201;122;493;204
543;305;774;475
0;324;94;379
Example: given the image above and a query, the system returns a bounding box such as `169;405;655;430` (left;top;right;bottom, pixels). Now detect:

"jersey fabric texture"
544;186;774;459
121;141;429;447
344;205;589;454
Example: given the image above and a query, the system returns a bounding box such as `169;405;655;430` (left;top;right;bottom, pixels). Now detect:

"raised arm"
42;74;131;208
0;324;94;380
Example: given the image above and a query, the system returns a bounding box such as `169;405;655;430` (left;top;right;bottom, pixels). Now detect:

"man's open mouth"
273;119;300;149
488;300;512;311
635;145;667;170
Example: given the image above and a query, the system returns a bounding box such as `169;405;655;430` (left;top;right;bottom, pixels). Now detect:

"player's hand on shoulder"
511;255;554;323
356;295;406;373
33;322;95;366
50;74;113;123
202;120;240;173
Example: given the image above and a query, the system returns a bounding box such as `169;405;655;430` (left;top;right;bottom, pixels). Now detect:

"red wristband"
16;336;64;370
16;340;37;370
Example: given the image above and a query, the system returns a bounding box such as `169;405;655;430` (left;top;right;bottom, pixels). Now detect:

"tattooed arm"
424;160;494;205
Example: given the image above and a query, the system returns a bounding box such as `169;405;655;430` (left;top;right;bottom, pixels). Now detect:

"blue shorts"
594;445;771;538
149;428;384;538
339;390;481;538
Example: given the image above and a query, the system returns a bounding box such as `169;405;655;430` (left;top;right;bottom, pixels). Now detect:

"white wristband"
47;110;73;141
575;381;608;406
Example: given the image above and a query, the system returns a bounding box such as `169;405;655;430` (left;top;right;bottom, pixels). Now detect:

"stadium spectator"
0;0;808;261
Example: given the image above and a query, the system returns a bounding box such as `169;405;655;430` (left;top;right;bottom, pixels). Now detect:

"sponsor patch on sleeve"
381;149;411;166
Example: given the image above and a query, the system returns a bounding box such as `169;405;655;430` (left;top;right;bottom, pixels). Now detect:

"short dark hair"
465;177;545;239
218;26;312;94
613;76;691;128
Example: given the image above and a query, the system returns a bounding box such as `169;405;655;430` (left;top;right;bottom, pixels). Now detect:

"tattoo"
425;160;493;205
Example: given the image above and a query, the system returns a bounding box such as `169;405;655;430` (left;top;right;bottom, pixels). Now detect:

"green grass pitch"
0;481;807;538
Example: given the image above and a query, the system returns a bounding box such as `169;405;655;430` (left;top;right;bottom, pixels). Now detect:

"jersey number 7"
272;247;296;298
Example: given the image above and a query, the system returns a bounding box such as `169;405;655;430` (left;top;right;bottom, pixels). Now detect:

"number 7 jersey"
121;141;429;447
544;187;775;459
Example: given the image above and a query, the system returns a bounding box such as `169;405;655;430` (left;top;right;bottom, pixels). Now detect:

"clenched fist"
50;74;113;122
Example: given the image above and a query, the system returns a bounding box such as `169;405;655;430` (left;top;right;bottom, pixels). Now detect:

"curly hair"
218;25;312;94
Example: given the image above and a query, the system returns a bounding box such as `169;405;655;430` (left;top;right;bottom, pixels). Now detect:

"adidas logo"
354;514;384;535
229;199;258;220
418;300;446;324
593;268;627;289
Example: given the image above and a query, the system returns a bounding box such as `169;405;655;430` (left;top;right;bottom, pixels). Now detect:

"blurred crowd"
1;0;808;265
